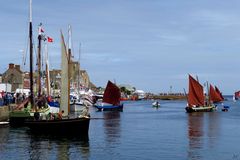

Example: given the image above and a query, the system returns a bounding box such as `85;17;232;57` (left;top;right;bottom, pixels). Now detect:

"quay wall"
0;106;9;121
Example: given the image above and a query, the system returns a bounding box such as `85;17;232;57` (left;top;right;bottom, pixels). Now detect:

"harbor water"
1;97;240;160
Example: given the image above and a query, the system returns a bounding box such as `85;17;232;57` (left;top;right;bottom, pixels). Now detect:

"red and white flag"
47;36;53;42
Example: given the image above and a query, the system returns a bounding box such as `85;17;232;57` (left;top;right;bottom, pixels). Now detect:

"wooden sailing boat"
234;91;240;100
215;86;224;101
67;26;86;112
211;85;229;111
9;0;50;127
209;84;224;103
25;31;90;136
185;75;215;113
95;80;123;111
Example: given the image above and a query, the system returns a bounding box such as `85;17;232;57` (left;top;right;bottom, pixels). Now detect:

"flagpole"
29;0;35;109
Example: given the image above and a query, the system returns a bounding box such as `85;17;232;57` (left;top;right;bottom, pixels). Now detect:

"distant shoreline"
146;95;187;100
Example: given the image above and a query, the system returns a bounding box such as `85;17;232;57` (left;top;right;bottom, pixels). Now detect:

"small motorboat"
222;105;230;112
152;101;160;107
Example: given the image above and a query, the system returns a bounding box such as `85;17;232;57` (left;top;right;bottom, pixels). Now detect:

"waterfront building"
2;63;24;92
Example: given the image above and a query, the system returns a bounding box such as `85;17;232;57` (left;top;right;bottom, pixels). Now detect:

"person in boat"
34;108;40;120
47;112;54;120
36;95;47;109
58;110;64;119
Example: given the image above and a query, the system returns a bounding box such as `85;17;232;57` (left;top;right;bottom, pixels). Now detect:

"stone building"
80;70;90;88
69;61;80;89
1;62;93;93
2;63;24;92
49;69;61;90
69;60;92;89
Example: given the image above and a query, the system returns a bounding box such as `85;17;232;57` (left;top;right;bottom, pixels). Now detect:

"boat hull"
152;102;160;107
185;106;215;113
25;117;90;136
9;107;50;127
95;104;123;111
9;115;34;127
152;104;160;108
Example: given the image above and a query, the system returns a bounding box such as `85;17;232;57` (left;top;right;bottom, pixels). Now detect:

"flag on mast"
47;36;53;42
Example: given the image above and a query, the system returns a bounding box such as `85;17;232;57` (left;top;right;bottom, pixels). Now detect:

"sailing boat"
25;31;90;136
67;26;92;112
185;75;215;113
209;84;224;103
9;0;50;127
215;86;224;101
234;90;240;101
210;85;230;111
95;80;123;111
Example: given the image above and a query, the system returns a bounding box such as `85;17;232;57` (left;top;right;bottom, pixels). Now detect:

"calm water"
1;97;240;160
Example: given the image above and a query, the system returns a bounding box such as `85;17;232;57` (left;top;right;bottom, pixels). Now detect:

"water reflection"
103;111;121;145
206;112;220;148
0;126;9;152
187;113;204;160
29;134;90;160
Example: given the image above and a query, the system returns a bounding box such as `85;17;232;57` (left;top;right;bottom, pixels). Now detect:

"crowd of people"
0;91;15;106
0;91;28;106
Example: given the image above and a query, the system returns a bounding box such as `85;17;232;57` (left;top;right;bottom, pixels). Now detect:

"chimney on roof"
15;65;21;71
9;63;14;69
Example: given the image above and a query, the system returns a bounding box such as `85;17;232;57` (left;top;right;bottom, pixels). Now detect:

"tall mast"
206;81;210;106
37;23;43;97
45;42;51;96
77;43;81;94
68;25;72;57
29;0;34;108
67;25;72;114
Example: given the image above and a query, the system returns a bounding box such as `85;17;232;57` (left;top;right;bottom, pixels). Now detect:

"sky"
1;0;240;94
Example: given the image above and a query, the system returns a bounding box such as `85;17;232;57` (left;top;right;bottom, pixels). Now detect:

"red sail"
188;75;205;107
103;80;121;105
215;86;224;101
209;84;223;103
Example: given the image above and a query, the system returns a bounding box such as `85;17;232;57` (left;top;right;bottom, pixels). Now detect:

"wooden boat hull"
95;104;123;111
9;106;50;127
185;106;215;113
9;115;34;127
25;117;90;136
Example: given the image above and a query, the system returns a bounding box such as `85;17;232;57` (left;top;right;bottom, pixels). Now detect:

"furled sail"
60;32;69;116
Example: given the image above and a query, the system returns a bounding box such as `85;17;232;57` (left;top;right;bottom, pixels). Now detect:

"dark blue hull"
95;104;123;111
